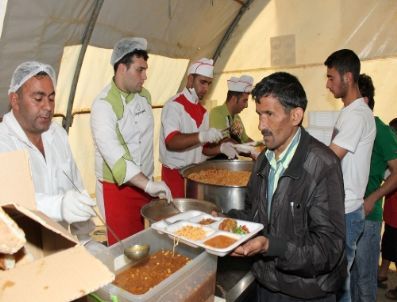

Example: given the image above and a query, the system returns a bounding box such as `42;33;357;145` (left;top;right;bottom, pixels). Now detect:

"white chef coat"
159;88;208;169
91;81;154;213
0;111;94;240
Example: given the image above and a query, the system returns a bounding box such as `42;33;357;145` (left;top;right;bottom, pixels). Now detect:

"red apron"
161;165;185;198
102;181;150;245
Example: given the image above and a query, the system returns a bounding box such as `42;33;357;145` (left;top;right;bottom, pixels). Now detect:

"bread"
0;207;26;254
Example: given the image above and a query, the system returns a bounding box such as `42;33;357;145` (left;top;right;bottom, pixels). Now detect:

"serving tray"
151;210;264;257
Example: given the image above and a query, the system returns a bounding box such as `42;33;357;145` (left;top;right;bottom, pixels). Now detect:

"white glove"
145;180;173;203
220;142;238;159
61;190;96;224
198;128;223;144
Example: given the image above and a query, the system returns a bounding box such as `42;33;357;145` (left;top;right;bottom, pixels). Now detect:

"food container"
181;160;253;212
89;228;217;302
141;198;221;225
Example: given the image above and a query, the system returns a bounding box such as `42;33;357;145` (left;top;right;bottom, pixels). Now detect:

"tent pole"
212;0;255;63
63;0;104;132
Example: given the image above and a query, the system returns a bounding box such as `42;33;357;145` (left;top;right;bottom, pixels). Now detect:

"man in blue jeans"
324;50;376;302
351;74;397;301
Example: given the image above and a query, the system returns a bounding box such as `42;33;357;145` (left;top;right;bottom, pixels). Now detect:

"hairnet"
110;37;147;66
9;61;56;94
188;58;214;78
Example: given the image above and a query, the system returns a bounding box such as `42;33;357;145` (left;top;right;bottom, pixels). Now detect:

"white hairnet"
8;61;56;94
110;37;147;66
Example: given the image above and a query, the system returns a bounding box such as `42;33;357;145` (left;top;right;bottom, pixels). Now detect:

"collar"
257;127;309;179
343;97;365;109
265;127;301;168
220;103;233;118
3;111;54;147
111;79;136;104
182;87;199;104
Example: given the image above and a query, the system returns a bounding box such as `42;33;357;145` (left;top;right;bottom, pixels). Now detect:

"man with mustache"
226;72;346;301
91;37;172;245
0;61;96;243
324;49;376;302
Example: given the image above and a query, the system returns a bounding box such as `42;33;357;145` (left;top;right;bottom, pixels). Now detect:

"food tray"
151;211;264;257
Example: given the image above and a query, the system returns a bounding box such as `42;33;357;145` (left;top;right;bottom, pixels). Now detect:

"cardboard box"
0;150;114;301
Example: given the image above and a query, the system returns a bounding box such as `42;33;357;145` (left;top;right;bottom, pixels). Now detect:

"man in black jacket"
228;72;347;301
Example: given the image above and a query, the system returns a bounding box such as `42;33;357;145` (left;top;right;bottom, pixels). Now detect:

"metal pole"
63;0;104;132
212;0;255;63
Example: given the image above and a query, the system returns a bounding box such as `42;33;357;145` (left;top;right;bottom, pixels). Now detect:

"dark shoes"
378;276;389;289
386;287;397;300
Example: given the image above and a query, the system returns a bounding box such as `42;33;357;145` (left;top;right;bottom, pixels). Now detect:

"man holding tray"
226;72;346;301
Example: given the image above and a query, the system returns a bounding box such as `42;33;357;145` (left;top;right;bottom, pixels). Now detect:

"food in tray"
113;249;190;295
198;218;216;225
187;169;251;186
203;235;238;249
219;218;250;234
174;225;208;240
218;218;237;232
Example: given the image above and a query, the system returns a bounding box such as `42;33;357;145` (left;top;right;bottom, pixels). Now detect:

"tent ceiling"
0;0;260;116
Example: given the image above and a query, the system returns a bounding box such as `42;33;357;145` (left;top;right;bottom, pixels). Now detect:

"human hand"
198;128;223;144
61;190;96;224
364;196;376;216
211;210;226;217
230;236;269;257
144;180;173;203
220;142;238;159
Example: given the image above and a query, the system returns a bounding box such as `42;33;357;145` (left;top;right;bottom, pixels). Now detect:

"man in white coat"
159;58;238;198
0;61;96;243
91;37;172;245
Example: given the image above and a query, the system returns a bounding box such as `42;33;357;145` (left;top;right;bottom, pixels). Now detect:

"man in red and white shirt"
159;58;237;197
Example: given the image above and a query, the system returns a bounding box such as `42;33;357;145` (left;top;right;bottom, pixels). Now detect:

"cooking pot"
141;198;220;225
181;160;253;213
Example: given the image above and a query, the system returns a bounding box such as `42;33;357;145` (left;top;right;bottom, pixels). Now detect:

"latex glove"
61;190;96;224
145;180;173;203
220;142;238;159
198;128;223;144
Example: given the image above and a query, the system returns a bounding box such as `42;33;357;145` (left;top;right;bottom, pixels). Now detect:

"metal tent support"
63;0;104;132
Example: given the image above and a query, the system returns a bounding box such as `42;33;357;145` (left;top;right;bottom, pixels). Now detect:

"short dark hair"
358;73;375;110
251;72;307;111
113;49;149;72
324;49;360;82
390;118;397;133
226;90;244;102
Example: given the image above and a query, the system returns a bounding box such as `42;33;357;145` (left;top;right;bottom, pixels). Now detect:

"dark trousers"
256;283;336;302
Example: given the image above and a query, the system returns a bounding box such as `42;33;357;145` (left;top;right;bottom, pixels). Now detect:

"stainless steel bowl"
141;198;221;225
181;160;253;212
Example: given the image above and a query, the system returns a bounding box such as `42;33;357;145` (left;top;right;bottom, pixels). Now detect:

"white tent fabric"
1;0;397;194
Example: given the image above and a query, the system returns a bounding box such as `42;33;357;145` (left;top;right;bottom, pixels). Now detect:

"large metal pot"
181;160;253;212
141;198;220;225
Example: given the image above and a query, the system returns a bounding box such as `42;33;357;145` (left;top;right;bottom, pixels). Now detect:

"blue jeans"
351;220;382;302
338;206;364;302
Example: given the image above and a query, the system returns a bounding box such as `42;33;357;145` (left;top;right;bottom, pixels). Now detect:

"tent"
1;0;396;194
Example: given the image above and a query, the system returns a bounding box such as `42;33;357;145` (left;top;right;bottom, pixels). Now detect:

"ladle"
62;171;149;262
93;208;150;263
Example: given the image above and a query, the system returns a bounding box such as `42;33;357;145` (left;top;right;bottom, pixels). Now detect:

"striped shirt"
265;128;301;218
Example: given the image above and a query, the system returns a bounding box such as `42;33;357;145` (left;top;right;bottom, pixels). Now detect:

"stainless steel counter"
215;256;257;302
